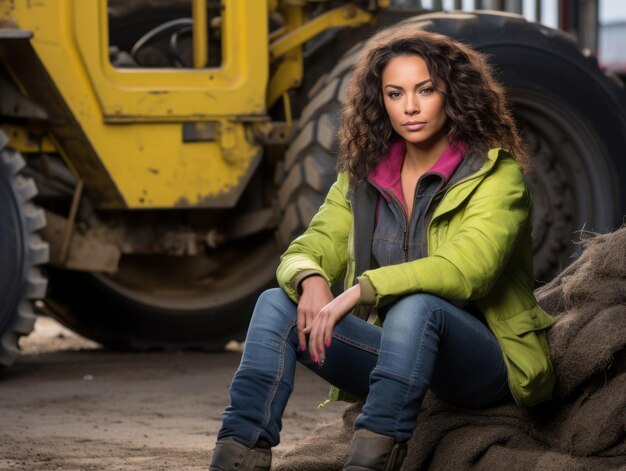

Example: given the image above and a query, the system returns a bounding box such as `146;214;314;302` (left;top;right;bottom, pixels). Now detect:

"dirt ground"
0;316;347;470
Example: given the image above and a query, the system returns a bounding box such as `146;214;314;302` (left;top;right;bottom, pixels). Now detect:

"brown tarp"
275;226;626;470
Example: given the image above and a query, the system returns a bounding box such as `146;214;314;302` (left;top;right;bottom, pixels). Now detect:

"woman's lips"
403;121;426;131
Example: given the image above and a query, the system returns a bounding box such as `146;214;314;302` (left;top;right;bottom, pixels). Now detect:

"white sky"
599;0;626;24
422;0;626;27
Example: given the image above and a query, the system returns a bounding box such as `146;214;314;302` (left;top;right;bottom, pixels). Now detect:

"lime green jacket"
277;148;555;407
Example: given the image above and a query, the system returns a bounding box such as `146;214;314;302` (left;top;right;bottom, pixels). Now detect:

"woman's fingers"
296;308;307;352
307;309;331;364
306;316;317;362
324;321;333;350
303;285;361;365
306;313;320;363
298;308;318;352
314;313;325;363
297;275;335;354
314;286;361;363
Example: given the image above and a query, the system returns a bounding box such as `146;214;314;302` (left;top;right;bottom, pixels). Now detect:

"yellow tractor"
0;0;624;365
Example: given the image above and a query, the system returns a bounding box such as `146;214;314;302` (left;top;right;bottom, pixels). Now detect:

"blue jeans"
218;288;509;446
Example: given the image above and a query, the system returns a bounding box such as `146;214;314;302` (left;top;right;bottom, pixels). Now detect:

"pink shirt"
369;140;467;213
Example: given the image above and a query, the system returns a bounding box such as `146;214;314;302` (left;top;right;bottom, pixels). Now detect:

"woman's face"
381;54;448;149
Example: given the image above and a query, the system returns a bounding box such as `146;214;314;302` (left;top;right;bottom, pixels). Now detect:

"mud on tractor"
0;0;624;366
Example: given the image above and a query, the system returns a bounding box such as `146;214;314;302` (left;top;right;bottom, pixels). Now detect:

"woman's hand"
298;275;334;353
304;283;361;364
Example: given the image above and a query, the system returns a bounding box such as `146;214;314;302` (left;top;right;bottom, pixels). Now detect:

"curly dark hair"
337;27;528;181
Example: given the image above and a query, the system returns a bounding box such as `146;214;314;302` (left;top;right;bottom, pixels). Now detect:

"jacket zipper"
388;192;410;262
367;179;410;261
403;228;409;261
369;158;494;262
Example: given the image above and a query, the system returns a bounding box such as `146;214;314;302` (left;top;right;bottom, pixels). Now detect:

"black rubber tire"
276;45;363;247
291;9;424;118
0;131;49;366
45;234;280;351
278;11;626;282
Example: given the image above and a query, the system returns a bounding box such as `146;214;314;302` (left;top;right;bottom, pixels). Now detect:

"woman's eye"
420;87;434;95
387;91;401;99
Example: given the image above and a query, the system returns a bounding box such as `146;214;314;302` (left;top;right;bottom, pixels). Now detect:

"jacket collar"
367;140;467;205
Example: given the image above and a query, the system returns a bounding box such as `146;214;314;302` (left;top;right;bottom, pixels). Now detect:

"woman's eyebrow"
384;78;432;90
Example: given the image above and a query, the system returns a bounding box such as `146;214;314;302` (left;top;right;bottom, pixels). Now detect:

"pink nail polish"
311;355;317;363
325;340;331;348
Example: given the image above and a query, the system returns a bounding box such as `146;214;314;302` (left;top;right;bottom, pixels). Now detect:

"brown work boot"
343;428;407;471
209;437;271;471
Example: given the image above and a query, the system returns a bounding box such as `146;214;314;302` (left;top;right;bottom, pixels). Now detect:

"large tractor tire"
45;234;280;351
0;131;48;366
277;45;362;247
278;11;626;282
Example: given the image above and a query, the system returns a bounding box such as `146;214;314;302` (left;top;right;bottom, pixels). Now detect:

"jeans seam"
426;304;505;404
333;332;379;355
252;317;297;446
391;311;432;440
424;297;498;349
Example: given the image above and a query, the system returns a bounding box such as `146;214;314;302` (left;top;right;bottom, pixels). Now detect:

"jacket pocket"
509;306;554;335
496;307;555;406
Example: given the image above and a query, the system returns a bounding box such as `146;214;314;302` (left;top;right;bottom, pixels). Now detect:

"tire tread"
0;130;49;367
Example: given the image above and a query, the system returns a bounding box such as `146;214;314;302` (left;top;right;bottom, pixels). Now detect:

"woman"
209;27;555;471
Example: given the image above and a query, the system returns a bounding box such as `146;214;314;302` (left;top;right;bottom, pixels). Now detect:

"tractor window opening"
107;0;223;69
